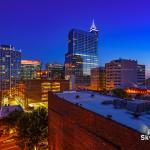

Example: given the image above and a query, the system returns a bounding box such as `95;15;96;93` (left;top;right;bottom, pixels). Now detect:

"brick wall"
48;92;150;150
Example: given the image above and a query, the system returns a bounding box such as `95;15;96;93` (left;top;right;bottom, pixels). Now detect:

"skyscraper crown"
90;19;98;32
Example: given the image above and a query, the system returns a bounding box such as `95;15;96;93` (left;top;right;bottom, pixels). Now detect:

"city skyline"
1;1;150;149
0;0;150;76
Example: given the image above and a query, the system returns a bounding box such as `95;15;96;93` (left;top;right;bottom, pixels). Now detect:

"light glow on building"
125;88;150;95
21;60;40;65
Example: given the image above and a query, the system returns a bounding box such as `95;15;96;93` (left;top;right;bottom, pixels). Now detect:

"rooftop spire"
90;19;98;32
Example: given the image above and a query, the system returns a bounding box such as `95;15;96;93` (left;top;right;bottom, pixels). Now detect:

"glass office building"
65;21;99;86
0;45;21;95
21;60;41;80
45;63;64;80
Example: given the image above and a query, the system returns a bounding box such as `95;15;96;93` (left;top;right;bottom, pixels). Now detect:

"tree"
4;109;24;128
28;107;48;150
16;112;31;150
2;109;24;135
112;88;128;99
16;107;48;150
2;107;48;150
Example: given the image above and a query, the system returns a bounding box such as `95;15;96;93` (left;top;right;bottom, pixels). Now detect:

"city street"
0;135;20;150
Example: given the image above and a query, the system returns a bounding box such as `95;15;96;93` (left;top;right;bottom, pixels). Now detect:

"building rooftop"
21;60;41;65
107;58;137;63
56;91;150;134
0;44;21;52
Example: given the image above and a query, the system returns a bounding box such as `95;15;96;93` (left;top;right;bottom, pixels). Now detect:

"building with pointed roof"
90;19;98;32
64;21;99;87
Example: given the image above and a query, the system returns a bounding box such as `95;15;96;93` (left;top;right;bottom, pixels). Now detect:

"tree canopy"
3;107;48;150
112;88;128;99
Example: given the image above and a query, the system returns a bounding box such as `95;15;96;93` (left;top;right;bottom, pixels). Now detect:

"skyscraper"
21;60;41;80
45;63;64;80
65;20;99;86
0;45;21;99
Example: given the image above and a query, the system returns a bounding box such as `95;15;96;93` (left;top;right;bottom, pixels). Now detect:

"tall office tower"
91;67;106;91
64;20;99;86
105;59;145;90
0;45;21;98
137;64;145;86
45;63;64;80
21;60;41;80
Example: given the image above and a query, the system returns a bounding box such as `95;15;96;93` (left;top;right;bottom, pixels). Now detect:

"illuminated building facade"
65;20;99;86
35;70;49;79
105;59;145;90
45;63;64;80
0;45;21;97
91;67;106;90
41;82;61;101
22;80;69;103
125;87;150;95
21;60;41;80
48;92;150;150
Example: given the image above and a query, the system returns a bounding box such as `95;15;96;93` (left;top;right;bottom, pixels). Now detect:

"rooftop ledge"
55;91;150;134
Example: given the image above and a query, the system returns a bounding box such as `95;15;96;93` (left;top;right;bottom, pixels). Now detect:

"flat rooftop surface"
56;91;150;133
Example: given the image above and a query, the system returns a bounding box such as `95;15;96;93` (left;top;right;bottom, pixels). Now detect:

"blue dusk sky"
0;0;150;76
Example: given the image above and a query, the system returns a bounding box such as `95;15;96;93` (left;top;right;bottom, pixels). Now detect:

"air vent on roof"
127;101;150;113
91;94;95;98
75;95;80;99
101;100;113;105
113;99;127;109
107;114;112;119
